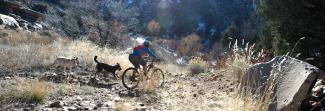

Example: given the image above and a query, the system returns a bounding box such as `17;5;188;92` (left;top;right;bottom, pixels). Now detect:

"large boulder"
240;56;325;111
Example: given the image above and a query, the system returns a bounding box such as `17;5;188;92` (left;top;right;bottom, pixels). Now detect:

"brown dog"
55;56;79;72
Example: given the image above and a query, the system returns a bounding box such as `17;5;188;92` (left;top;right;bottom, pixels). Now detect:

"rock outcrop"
0;14;20;28
240;56;325;111
0;0;44;22
0;0;44;30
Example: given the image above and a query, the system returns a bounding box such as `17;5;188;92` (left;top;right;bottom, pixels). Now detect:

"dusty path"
154;72;235;111
0;69;236;111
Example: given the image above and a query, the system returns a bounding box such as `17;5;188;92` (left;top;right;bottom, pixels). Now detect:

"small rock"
311;101;321;107
84;107;93;110
136;106;147;111
68;106;77;111
23;108;31;111
96;101;103;107
198;90;205;95
138;103;145;107
72;79;78;83
312;85;325;94
136;103;147;111
75;96;83;101
42;108;53;111
103;101;114;107
208;102;221;108
315;79;325;87
4;76;11;80
62;106;69;111
83;104;97;110
49;101;64;108
88;77;99;86
80;101;91;106
90;103;97;109
229;88;234;92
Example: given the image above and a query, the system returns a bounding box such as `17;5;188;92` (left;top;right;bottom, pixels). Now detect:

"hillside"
0;29;238;111
1;0;325;111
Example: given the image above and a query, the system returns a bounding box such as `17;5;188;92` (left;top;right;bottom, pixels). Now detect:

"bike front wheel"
122;68;140;90
149;68;165;88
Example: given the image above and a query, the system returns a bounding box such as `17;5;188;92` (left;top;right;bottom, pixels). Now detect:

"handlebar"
148;58;160;68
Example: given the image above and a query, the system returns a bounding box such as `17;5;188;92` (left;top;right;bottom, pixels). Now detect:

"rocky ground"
0;66;237;111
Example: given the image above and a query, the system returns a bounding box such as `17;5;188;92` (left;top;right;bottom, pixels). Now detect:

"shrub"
0;79;51;110
147;20;160;35
223;40;259;83
220;40;272;111
32;3;49;13
177;33;203;56
15;79;51;103
189;57;207;75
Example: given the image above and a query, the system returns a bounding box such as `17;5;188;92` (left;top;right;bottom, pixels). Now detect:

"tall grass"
0;29;131;71
224;40;257;84
0;79;52;110
221;40;273;111
15;79;51;104
140;71;164;93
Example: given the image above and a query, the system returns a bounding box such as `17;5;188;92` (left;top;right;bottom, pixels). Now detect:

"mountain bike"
122;59;164;90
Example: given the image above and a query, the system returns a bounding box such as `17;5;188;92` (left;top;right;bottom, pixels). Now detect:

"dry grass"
15;79;51;103
159;63;187;75
219;40;273;111
0;78;52;110
224;40;257;83
0;29;132;71
177;33;203;56
138;68;164;93
140;79;158;93
115;101;134;111
189;57;208;75
225;88;272;111
147;19;160;34
140;75;161;93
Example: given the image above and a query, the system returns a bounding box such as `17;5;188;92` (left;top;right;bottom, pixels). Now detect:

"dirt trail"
155;72;234;111
0;69;236;111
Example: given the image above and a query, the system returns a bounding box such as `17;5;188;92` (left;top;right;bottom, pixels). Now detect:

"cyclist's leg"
129;55;140;69
129;55;141;82
138;58;147;75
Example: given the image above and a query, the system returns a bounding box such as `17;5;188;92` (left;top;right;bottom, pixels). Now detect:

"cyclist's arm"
144;48;157;58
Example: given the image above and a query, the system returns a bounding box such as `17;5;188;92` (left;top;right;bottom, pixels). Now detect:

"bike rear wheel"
122;68;140;90
149;68;165;87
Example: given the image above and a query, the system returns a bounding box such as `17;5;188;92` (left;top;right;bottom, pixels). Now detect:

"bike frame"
136;59;156;76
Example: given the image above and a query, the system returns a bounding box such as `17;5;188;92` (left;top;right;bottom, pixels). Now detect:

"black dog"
94;56;122;79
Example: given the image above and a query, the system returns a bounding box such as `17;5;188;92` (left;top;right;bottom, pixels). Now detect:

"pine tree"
220;21;238;46
257;0;325;69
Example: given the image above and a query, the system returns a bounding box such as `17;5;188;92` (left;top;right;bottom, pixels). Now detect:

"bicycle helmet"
144;41;150;47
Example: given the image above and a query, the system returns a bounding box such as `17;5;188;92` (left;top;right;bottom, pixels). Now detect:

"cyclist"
129;40;158;75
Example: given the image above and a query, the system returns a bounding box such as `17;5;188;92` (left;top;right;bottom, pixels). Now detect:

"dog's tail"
94;56;99;63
